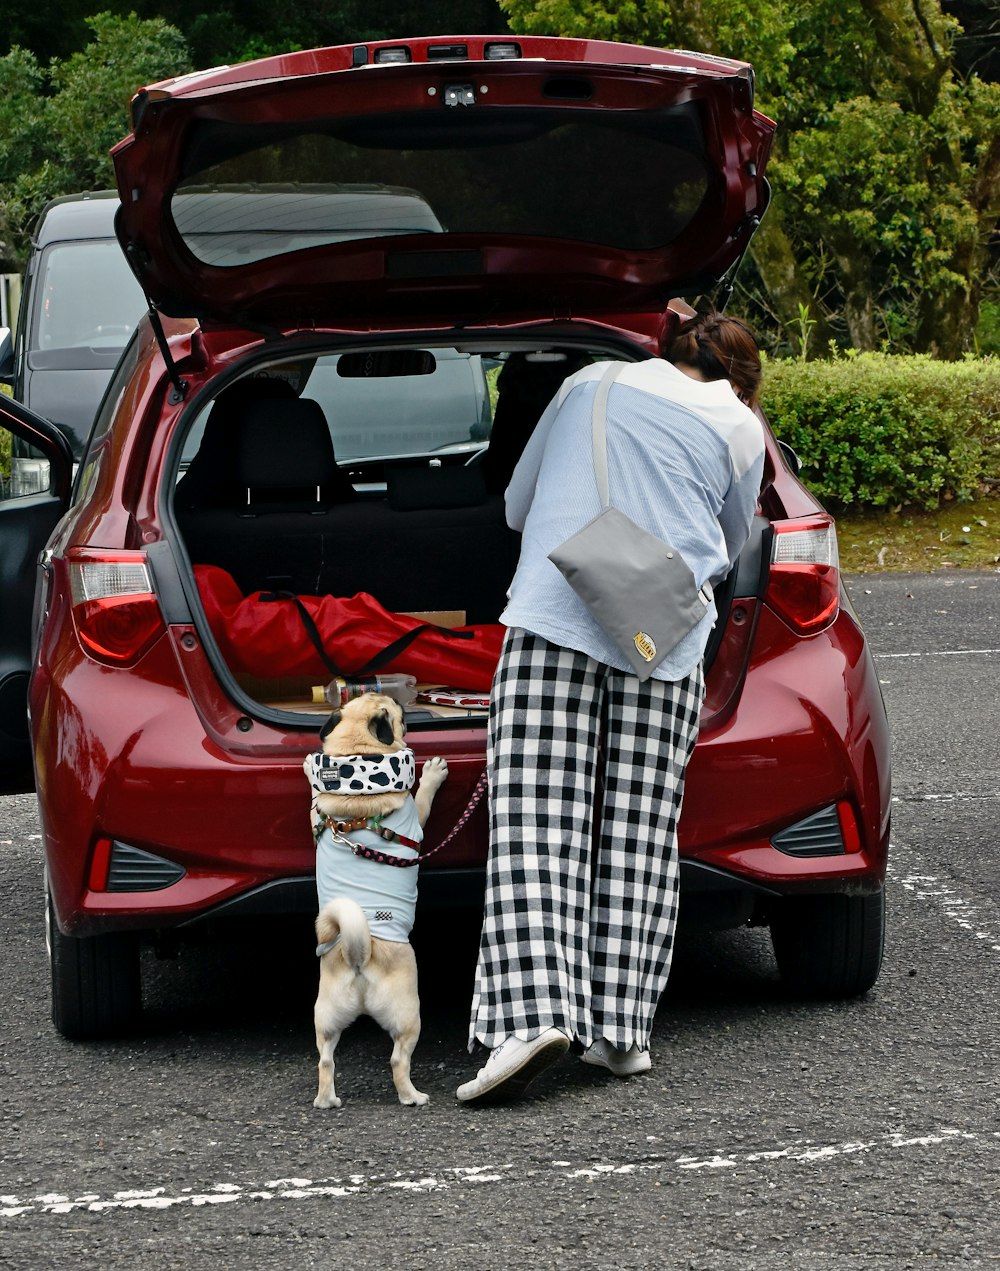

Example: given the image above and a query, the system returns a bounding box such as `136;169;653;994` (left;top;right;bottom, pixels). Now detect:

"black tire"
770;888;885;999
47;893;142;1039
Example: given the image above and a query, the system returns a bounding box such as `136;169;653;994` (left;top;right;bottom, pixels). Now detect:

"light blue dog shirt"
314;797;423;951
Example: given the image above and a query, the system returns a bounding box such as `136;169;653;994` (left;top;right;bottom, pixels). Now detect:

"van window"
305;349;491;462
31;241;145;368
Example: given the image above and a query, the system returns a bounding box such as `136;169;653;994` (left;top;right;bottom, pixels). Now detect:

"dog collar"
305;748;416;796
317;812;420;851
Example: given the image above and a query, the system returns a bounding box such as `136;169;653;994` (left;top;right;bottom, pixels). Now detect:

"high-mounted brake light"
766;517;841;635
67;549;166;666
428;43;469;61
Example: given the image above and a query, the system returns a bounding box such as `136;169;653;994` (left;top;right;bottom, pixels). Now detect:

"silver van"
0;192;146;494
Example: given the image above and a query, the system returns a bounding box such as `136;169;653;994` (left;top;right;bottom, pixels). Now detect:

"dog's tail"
316;898;372;970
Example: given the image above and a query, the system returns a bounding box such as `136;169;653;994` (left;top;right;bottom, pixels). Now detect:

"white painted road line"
872;648;999;658
1;1129;991;1220
888;839;1000;954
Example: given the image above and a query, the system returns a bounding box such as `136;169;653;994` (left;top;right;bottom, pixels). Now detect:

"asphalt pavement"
1;569;998;1269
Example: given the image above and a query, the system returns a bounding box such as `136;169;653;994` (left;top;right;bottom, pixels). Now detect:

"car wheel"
769;889;885;999
46;888;142;1039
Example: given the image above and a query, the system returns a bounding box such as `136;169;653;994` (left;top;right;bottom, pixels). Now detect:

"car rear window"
171;106;710;267
170;184;444;267
179;347;492;470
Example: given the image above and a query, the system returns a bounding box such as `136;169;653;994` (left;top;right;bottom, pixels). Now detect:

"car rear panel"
35;526;888;939
686;602;890;890
33;606;490;936
34;312;889;941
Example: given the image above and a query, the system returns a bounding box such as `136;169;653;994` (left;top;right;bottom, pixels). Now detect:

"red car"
0;34;890;1039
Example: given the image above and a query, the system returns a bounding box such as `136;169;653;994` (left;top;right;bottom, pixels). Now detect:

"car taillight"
67;550;166;666
766;517;841;635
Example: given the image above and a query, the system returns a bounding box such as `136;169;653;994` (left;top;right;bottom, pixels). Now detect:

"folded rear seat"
178;412;519;626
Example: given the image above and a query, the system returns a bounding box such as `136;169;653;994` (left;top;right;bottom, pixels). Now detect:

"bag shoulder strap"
591;361;623;509
588;362;715;610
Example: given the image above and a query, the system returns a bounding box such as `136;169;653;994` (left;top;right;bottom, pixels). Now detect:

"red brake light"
67;550;167;666
837;801;863;854
766;517;840;635
88;837;113;890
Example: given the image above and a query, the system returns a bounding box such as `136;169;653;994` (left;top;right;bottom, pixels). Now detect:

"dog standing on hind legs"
304;692;449;1108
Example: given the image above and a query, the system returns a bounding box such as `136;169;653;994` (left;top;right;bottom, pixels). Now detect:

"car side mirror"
0;327;13;383
778;439;802;474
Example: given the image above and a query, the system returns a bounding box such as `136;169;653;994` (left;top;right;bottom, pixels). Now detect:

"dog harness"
314;798;422;952
313;812;420;851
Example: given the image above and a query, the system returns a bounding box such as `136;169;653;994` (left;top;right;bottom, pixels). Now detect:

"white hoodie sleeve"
717;430;766;571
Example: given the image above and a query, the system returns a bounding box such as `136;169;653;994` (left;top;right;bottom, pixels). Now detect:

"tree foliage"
0;13;191;267
2;2;996;356
0;3;509;269
500;0;1000;357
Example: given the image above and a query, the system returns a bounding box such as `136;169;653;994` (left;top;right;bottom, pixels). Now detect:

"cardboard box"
400;610;466;628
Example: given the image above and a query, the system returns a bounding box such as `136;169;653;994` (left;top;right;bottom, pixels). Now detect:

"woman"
457;312;765;1105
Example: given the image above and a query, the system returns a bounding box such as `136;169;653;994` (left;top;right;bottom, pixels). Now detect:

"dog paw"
421;756;449;788
400;1090;431;1107
313;1094;343;1110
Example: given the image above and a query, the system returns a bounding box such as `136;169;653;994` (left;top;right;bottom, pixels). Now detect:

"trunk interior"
170;337;737;723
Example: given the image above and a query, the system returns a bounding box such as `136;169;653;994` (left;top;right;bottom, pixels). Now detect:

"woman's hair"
665;312;762;407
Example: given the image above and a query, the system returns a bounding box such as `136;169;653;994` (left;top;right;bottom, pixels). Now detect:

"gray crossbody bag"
548;362;712;680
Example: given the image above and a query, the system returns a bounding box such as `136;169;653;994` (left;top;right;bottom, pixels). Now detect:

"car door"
0;396;73;791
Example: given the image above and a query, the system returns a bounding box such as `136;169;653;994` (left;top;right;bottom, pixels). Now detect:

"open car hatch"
112;35;776;331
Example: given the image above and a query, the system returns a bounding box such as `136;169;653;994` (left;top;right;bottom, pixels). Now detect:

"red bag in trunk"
194;564;504;690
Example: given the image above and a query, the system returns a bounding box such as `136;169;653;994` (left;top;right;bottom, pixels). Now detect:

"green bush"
760;353;1000;510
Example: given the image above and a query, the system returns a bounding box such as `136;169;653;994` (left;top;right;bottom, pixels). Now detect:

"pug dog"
304;693;448;1108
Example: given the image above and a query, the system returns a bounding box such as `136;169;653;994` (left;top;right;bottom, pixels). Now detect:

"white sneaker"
456;1028;570;1104
581;1038;652;1077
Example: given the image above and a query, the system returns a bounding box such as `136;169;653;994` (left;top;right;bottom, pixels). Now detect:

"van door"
0;397;72;791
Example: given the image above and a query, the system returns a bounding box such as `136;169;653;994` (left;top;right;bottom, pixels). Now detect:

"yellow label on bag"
633;631;657;662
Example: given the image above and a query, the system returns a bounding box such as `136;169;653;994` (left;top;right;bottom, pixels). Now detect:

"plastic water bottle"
311;674;418;708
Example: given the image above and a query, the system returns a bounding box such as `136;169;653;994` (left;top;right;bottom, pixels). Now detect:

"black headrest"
175;377;298;510
483;351;591;494
236;397;339;492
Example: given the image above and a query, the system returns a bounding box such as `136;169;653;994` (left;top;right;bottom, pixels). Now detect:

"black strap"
260;590;474;679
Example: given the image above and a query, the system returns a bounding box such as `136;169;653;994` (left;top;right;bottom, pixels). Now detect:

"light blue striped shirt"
500;359;765;681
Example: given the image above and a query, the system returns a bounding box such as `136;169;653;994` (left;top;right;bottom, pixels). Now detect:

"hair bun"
666;311;762;407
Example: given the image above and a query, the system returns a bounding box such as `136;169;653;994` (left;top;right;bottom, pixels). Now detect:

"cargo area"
171;343;597;717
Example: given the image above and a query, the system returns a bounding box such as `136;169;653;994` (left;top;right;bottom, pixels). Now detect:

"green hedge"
760;353;1000;509
2;354;998;511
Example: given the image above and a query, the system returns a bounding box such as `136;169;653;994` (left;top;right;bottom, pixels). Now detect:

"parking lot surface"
1;570;998;1269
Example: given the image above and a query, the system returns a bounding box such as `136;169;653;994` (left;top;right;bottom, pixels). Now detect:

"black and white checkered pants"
469;628;705;1053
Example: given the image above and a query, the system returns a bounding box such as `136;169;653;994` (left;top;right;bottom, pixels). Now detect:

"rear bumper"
173;866;491;927
681;603;891;893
